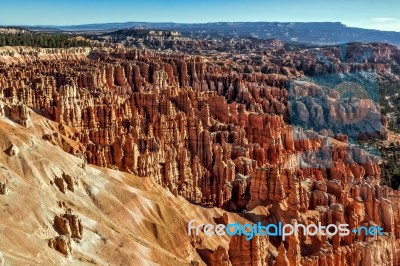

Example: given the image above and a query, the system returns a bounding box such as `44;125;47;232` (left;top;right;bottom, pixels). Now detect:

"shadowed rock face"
0;45;399;265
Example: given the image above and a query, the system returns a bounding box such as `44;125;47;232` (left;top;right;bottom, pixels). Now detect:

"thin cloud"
371;18;400;31
372;18;398;22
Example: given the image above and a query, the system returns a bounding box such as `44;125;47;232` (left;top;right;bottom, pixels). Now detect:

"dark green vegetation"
378;80;400;189
379;81;400;190
381;144;400;189
379;80;400;133
0;32;93;48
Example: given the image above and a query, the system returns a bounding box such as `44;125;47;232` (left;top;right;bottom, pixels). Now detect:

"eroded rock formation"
0;45;399;265
0;181;7;195
54;213;83;240
48;235;72;256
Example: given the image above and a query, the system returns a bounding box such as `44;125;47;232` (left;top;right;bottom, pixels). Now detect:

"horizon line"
1;21;399;33
3;21;346;26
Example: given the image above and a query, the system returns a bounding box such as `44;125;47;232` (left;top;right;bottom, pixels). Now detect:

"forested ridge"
0;29;93;48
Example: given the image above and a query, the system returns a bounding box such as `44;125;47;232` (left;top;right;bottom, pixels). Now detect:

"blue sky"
1;0;400;31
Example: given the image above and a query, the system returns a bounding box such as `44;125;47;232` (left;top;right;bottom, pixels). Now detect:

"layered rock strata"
0;46;398;265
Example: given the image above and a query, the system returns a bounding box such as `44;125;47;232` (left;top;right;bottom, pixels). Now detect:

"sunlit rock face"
0;45;399;265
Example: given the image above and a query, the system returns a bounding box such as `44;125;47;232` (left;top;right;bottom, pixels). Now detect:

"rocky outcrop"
10;103;31;127
0;27;30;35
53;173;75;193
228;235;270;266
274;244;290;266
0;181;7;195
200;246;231;266
54;213;83;240
0;47;90;65
4;144;19;157
48;236;72;256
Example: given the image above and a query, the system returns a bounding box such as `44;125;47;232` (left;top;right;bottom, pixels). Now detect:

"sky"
1;0;400;31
